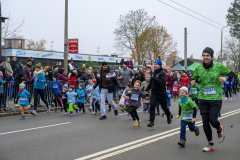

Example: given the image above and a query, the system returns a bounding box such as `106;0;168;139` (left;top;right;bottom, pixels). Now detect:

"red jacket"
181;76;190;87
170;85;180;94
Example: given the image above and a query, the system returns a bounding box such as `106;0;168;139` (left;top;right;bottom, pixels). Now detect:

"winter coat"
18;89;30;106
117;68;134;88
140;79;151;104
17;66;23;75
5;61;13;74
33;71;46;89
76;89;85;103
93;67;121;93
23;68;33;92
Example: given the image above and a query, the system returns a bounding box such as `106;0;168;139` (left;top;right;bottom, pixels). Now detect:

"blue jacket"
0;78;6;93
85;85;93;96
33;72;46;89
17;66;23;75
50;81;62;94
91;86;100;101
18;89;30;106
167;91;171;106
76;89;85;103
66;91;77;104
224;79;232;87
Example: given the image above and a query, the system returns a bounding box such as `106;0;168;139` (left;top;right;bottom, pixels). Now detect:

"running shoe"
203;144;215;152
120;107;124;112
55;108;58;112
178;139;185;147
31;110;37;116
195;126;200;136
20;116;26;120
218;124;225;143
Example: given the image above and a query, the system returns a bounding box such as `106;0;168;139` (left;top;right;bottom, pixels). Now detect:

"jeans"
100;89;117;116
180;120;198;141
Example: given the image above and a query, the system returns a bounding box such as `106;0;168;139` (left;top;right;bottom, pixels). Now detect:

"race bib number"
173;87;178;91
191;88;197;94
91;93;97;98
53;84;58;88
182;111;193;120
20;96;25;101
131;94;139;101
203;85;216;95
67;97;72;102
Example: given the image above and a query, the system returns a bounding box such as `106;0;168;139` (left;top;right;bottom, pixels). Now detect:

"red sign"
69;39;78;53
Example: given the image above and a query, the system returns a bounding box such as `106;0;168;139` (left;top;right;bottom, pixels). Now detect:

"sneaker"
203;144;215;152
65;112;68;115
178;139;185;147
47;108;50;113
120;107;124;112
20;116;26;120
55;108;58;112
217;124;225;143
162;113;165;117
76;108;79;113
138;119;141;127
61;108;63;112
114;109;118;116
108;108;111;112
99;115;107;120
127;112;130;116
31;110;37;116
167;116;171;124
195;126;200;136
69;112;73;116
133;120;138;127
230;98;232;101
147;122;155;127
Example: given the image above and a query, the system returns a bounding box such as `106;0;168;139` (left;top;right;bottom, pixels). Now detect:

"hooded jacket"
33;70;46;89
93;66;121;93
23;68;33;91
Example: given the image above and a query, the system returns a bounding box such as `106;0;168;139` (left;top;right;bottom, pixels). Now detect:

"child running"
91;85;101;115
76;84;85;114
49;76;62;112
127;80;146;127
175;86;200;147
170;81;180;101
15;83;34;120
86;80;93;111
67;85;79;116
162;90;173;119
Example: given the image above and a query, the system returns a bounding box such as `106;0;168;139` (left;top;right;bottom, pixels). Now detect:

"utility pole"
64;0;68;73
184;28;187;69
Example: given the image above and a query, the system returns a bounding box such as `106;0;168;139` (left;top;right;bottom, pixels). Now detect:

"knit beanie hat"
154;60;162;67
19;83;25;88
202;47;214;58
180;86;188;94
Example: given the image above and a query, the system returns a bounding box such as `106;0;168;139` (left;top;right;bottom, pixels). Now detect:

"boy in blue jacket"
67;85;79;116
77;84;85;113
15;83;34;120
50;76;62;112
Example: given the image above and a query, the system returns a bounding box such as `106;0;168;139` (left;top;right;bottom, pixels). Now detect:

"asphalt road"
0;94;240;160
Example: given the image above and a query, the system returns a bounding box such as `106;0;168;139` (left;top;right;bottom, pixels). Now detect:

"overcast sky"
2;0;233;60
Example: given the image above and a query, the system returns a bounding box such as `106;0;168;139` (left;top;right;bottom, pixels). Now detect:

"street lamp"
51;41;54;51
221;26;229;63
0;3;9;60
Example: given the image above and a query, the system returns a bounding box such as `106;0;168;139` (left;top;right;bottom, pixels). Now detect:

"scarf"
180;96;188;105
203;60;213;69
18;89;25;93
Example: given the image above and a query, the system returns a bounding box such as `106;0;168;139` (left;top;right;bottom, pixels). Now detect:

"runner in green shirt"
191;47;235;152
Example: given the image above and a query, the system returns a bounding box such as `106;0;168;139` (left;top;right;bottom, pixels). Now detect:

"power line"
170;0;225;27
156;0;226;31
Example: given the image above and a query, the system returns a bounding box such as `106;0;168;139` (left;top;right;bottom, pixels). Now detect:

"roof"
171;63;184;71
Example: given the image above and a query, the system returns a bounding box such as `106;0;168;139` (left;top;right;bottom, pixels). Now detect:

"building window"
8;40;12;48
18;40;22;49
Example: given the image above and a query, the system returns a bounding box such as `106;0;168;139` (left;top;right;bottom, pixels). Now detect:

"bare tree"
1;14;24;42
114;9;158;65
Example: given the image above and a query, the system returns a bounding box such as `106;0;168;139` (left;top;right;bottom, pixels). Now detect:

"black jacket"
93;67;121;93
146;68;167;95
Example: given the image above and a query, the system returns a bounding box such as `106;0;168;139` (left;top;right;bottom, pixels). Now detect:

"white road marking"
75;109;240;160
0;122;71;136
